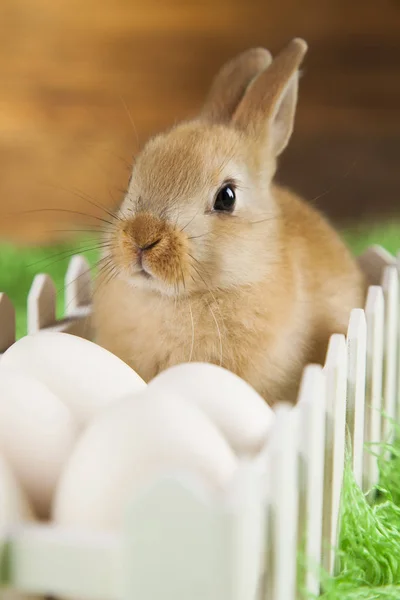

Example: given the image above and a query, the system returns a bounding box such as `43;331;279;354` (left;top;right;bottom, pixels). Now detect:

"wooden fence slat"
358;245;396;285
0;293;16;354
223;464;266;600
346;308;367;487
65;255;92;317
263;403;298;600
381;266;398;445
295;365;326;598
36;314;93;341
27;274;57;334
123;472;264;600
7;525;120;600
364;286;384;493
322;334;347;576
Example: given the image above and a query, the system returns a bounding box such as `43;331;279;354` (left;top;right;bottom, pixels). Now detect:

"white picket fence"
0;244;399;600
0;255;93;356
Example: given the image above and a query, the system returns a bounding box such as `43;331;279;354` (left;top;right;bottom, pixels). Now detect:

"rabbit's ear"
233;38;307;157
200;48;272;123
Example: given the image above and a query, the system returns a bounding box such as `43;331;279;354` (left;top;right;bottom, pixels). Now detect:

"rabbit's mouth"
136;266;152;280
136;247;153;279
130;258;153;281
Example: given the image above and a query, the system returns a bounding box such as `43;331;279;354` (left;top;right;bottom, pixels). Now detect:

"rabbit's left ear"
233;38;308;157
200;47;272;123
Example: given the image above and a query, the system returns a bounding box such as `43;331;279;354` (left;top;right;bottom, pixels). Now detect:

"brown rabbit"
93;38;366;405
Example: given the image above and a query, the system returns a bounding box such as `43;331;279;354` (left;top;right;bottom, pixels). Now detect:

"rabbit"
93;38;366;406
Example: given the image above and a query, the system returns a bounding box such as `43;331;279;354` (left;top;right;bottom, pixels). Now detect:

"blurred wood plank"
0;0;399;242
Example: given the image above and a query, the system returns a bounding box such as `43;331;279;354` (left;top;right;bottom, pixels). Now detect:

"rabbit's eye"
213;185;236;213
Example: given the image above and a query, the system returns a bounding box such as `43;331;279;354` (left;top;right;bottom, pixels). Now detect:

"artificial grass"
1;222;400;599
318;429;400;599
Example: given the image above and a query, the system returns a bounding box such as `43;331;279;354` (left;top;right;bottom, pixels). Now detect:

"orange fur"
93;39;366;405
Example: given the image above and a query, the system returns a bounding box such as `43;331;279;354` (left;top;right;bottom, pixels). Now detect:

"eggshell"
149;362;274;456
0;332;146;426
0;366;78;519
0;451;34;525
53;389;237;530
0;454;45;600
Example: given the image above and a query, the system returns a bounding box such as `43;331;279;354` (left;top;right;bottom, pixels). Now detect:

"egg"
0;452;45;600
0;332;146;426
0;451;34;524
0;366;77;519
53;388;237;530
149;363;274;456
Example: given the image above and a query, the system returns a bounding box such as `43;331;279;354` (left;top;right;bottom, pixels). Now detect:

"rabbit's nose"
138;238;161;252
126;212;165;250
137;238;161;262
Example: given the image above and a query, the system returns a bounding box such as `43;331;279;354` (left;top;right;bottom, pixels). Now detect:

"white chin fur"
123;270;183;298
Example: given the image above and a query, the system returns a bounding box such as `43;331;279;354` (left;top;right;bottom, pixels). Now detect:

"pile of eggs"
0;332;275;532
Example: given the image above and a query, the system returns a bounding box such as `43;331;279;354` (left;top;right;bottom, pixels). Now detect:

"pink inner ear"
231;38;307;140
269;72;299;157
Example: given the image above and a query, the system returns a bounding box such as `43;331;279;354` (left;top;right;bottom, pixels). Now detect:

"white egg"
0;451;34;525
0;366;78;519
0;332;146;426
149;363;274;456
0;453;45;600
53;389;237;530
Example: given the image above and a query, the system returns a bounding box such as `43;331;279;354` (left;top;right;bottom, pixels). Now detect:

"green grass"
317;428;400;599
342;221;400;257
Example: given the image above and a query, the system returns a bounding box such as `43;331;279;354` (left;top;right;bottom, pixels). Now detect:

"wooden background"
0;0;399;244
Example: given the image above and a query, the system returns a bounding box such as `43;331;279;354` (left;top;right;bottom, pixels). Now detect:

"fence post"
0;293;15;354
65;255;92;317
7;525;119;600
122;470;264;600
223;464;266;600
262;404;298;600
358;245;396;285
295;365;326;598
27;274;57;334
346;309;367;487
364;286;384;493
322;334;347;576
381;266;398;446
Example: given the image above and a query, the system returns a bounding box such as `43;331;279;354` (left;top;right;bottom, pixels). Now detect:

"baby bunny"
93;38;366;405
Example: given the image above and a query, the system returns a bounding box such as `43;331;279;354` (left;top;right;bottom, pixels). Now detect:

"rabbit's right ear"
200;48;272;123
232;38;308;157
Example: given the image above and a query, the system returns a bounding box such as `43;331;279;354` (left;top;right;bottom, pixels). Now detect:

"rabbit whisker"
190;260;224;366
204;296;223;367
187;299;195;363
